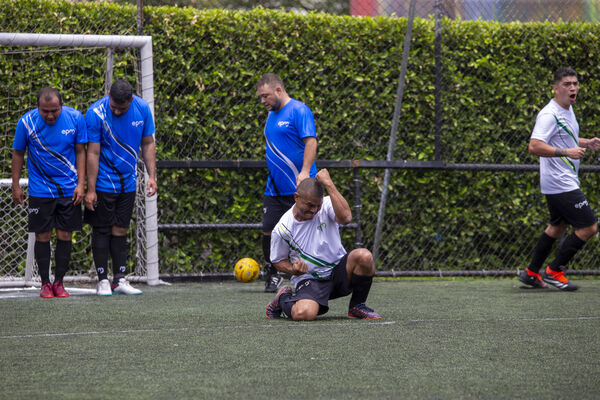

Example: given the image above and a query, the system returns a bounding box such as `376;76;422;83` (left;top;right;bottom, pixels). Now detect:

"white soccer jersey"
531;99;580;194
270;196;347;288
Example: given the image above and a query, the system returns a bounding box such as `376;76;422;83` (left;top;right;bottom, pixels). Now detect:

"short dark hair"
37;87;62;106
256;73;286;91
109;79;133;104
297;178;324;199
554;67;578;84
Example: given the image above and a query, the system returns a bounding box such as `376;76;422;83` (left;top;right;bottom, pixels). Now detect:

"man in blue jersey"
256;73;318;292
84;79;157;296
519;68;600;291
12;88;87;298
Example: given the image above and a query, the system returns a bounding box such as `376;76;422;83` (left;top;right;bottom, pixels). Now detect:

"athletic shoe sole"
112;290;142;295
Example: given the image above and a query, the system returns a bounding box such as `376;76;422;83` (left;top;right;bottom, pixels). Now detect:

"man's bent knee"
291;300;319;321
56;229;72;241
111;225;127;236
545;223;568;238
576;222;597;241
35;231;52;242
349;248;375;275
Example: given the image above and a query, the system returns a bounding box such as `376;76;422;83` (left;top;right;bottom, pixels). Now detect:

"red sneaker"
40;283;54;298
52;281;70;298
542;266;578;291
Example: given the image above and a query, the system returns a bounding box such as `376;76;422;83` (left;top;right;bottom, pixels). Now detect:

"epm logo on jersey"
131;121;144;128
317;222;326;231
277;121;290;128
61;129;75;136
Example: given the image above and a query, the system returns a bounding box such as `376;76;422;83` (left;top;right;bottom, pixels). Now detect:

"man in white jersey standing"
519;68;600;291
265;169;380;320
256;73;318;293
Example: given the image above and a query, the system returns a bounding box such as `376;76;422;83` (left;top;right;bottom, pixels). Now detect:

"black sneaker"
541;266;578;291
518;269;547;289
264;264;283;293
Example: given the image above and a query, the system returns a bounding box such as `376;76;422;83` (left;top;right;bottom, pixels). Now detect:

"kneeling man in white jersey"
266;169;381;320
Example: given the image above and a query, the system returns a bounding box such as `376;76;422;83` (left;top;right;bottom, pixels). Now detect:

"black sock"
110;235;128;282
92;229;110;281
54;239;72;283
262;235;278;274
34;241;51;285
549;233;586;271
527;232;556;273
279;292;294;318
349;274;373;309
262;235;272;267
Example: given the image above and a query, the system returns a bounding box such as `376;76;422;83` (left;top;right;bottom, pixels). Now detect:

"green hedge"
2;0;600;272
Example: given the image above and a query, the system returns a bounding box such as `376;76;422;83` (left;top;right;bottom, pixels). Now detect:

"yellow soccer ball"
234;257;260;283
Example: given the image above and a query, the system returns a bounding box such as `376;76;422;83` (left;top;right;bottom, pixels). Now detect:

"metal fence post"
353;165;363;248
434;0;443;161
372;0;417;265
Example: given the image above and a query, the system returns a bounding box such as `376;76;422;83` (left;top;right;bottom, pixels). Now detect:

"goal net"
0;33;159;287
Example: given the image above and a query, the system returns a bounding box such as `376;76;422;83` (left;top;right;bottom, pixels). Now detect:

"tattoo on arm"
554;147;567;157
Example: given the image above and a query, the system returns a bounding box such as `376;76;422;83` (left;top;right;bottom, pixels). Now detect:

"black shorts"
84;191;136;228
546;189;597;229
293;254;351;316
262;195;295;233
27;196;82;233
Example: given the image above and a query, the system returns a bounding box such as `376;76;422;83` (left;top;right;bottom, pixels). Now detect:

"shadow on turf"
516;284;576;293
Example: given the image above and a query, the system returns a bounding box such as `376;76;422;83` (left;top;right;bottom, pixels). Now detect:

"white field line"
1;321;396;339
407;316;600;323
0;287;97;298
2;316;600;340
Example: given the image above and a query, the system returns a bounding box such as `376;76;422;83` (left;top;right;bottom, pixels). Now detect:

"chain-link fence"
2;0;600;279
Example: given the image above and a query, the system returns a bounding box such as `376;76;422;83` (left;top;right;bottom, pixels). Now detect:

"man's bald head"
297;178;323;199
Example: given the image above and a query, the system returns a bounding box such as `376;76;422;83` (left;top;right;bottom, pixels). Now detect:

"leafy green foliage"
3;1;600;272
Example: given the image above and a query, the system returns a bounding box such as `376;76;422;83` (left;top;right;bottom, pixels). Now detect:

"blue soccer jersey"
264;98;317;196
13;106;87;198
85;95;155;193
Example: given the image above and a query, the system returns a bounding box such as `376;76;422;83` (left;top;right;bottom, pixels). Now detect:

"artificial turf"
1;278;599;399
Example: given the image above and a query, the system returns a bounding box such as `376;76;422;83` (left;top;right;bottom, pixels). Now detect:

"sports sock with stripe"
92;228;110;281
110;235;128;282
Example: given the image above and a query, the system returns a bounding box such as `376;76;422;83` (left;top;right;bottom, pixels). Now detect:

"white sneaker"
96;279;112;296
113;278;142;295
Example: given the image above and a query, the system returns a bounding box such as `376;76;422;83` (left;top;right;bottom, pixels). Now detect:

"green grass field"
1;278;599;399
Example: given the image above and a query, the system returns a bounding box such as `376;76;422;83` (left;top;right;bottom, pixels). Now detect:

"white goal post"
0;33;160;286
